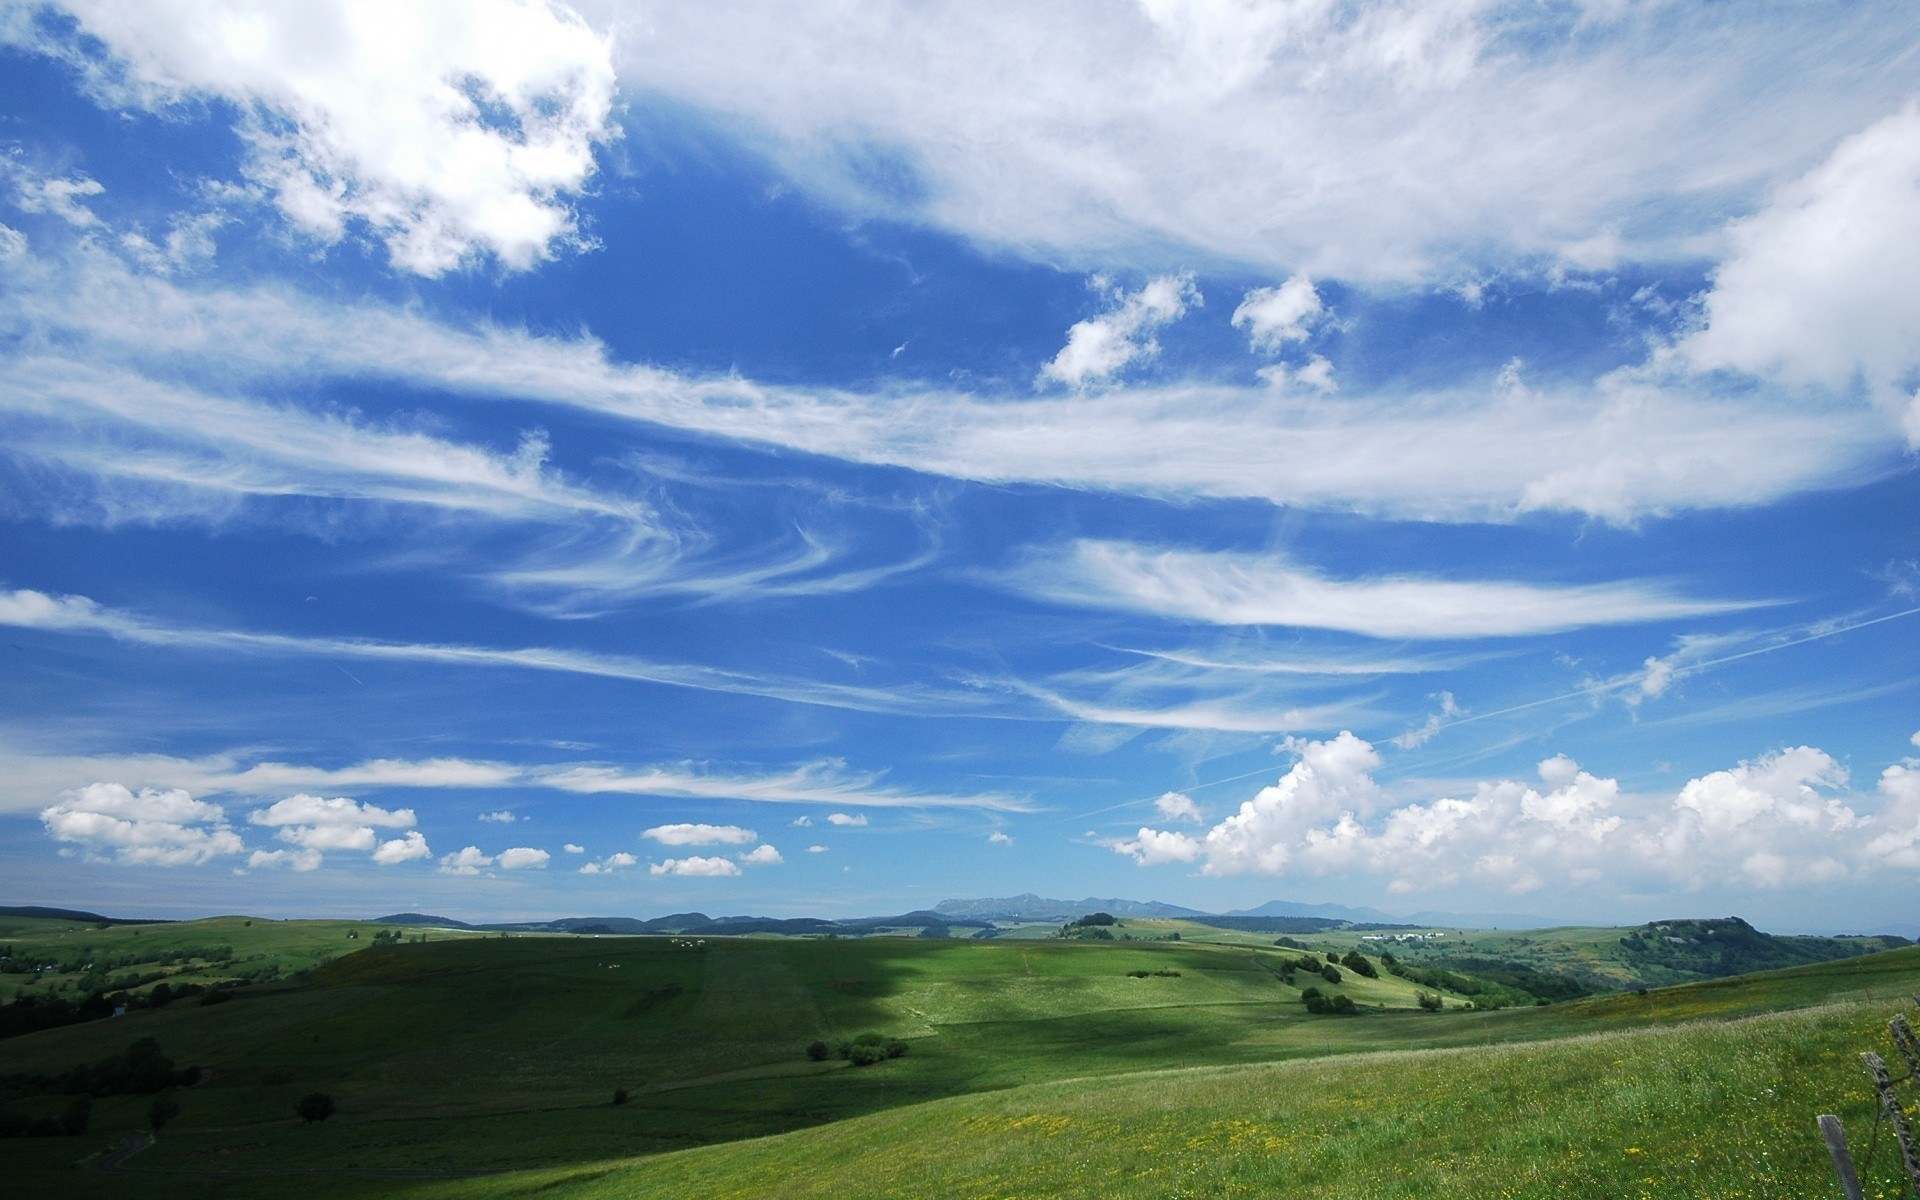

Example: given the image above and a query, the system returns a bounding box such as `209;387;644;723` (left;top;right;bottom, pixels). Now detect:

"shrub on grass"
60;1095;91;1136
1126;969;1150;978
805;1040;830;1061
838;1033;908;1066
1340;951;1378;978
1303;993;1330;1014
294;1092;335;1124
148;1095;180;1133
1331;995;1357;1014
1417;991;1443;1011
612;1088;628;1105
1320;964;1342;984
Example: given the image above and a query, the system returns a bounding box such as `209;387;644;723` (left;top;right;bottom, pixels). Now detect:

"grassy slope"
6;931;1918;1198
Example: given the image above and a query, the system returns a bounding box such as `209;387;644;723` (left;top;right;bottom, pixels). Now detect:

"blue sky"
1;1;1918;931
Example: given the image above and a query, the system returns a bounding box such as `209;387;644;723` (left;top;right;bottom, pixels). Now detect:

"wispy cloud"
548;760;1023;811
1011;540;1761;639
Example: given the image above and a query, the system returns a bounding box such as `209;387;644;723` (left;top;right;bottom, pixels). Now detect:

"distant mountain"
373;912;477;929
0;904;169;926
933;894;1208;922
1229;899;1400;923
372;910;989;937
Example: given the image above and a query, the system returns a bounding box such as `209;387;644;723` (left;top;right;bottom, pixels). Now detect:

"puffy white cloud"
642;822;756;846
579;851;636;874
497;846;550;869
1153;791;1202;823
1109;827;1202;866
247;847;322;871
738;843;783;865
35;0;618;274
1040;275;1199;388
4;162;105;228
41;781;244;866
806;844;827;853
650;855;741;877
987;831;1014;845
478;810;517;823
1233;276;1322;353
372;831;432;864
1014;540;1753;639
1682;103;1920;440
248;794;420;867
826;812;867;826
439;845;493;875
563;842;586;853
791;815;814;827
1112;734;1920;894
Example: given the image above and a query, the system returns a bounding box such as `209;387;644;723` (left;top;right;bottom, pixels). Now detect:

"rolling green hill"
1;919;1915;1198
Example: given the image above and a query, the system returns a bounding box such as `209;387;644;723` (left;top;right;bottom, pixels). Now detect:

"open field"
2;920;1917;1198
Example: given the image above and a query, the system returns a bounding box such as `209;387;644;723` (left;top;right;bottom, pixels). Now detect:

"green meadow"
2;916;1917;1198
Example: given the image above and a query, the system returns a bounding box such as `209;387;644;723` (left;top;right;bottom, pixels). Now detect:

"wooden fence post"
1862;1051;1920;1197
1891;1015;1920;1081
1819;1115;1866;1200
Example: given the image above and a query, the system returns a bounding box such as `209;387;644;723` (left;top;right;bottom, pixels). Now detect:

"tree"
1320;964;1342;984
59;1095;92;1136
294;1092;336;1124
612;1087;628;1105
805;1040;830;1061
1339;951;1377;979
148;1095;180;1133
1417;991;1443;1011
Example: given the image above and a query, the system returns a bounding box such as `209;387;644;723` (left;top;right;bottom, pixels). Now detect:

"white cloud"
791;815;814;827
372;831;432;865
1681;103;1920;442
1233;275;1322;352
643;823;757;846
549;761;1021;809
32;0;618;274
579;850;636;874
826;812;867;826
1391;692;1461;749
738;843;783;865
806;844;827;853
245;794;420;867
987;830;1013;845
1109;826;1202;866
219;757;524;792
247;847;321;871
5;163;105;228
479;810;517;823
439;845;493;875
650;855;741;877
563;842;586;853
1040;274;1199;388
593;3;1907;282
1153;791;1202;823
1110;733;1916;894
1014;540;1756;639
497;846;550;869
41;781;244;866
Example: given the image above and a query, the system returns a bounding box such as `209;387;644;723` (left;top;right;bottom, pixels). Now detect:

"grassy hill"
1;918;1915;1198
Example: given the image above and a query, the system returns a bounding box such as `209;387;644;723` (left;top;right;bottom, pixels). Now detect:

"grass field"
3;919;1917;1198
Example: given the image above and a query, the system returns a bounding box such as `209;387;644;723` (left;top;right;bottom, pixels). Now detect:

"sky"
1;1;1918;932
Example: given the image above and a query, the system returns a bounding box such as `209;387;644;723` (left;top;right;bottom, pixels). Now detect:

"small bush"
1320;964;1342;984
1151;969;1181;977
805;1040;830;1061
1299;985;1322;1000
1340;951;1377;979
148;1095;180;1133
1331;995;1357;1014
612;1087;628;1105
1417;991;1443;1011
59;1095;91;1136
1303;993;1330;1013
294;1092;335;1124
1126;969;1150;978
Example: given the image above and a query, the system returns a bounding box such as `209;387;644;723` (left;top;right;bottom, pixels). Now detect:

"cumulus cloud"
826;812;867;826
1014;540;1754;639
1681;103;1920;442
791;815;814;827
439;845;492;875
987;830;1013;845
642;823;757;846
806;844;827;853
1233;275;1322;352
1109;733;1916;894
563;842;586;853
372;830;432;864
579;851;636;874
497;846;550;869
738;843;783;865
247;794;420;867
41;782;244;866
650;855;741;877
479;809;517;823
248;847;321;871
29;0;619;274
1040;275;1199;388
1153;791;1202;823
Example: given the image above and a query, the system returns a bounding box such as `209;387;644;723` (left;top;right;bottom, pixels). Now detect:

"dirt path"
86;1130;153;1174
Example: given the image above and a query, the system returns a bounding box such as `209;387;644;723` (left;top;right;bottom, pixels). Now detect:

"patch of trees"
0;1037;201;1099
1615;918;1905;981
820;1033;908;1066
1339;951;1378;978
295;1093;336;1124
0;978;241;1040
1273;937;1308;950
0;1095;93;1139
1299;986;1358;1015
1076;913;1116;926
1382;954;1590;1006
1125;969;1182;978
